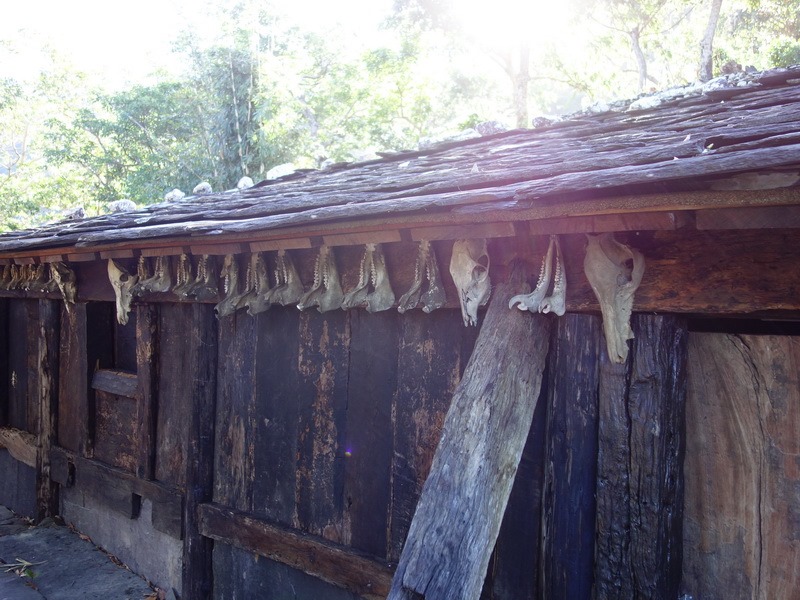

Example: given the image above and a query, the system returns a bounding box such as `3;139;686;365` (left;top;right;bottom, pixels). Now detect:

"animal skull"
107;259;139;325
583;233;645;364
51;262;77;308
449;238;491;327
509;235;567;316
342;243;395;312
214;254;241;318
263;250;304;307
243;253;272;316
398;240;446;314
298;246;344;313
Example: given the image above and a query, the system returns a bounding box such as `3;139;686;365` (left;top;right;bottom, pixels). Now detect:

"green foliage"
769;38;800;67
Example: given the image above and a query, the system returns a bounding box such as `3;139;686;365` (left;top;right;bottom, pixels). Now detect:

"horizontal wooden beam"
0;426;38;468
197;502;394;600
50;447;183;538
91;370;139;398
696;205;800;230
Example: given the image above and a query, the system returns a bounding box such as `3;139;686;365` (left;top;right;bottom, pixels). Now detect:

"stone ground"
0;506;156;600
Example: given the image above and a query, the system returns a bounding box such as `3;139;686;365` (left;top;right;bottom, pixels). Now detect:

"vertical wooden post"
181;304;219;600
594;314;687;600
540;314;602;599
36;299;60;520
135;304;158;481
388;266;551;600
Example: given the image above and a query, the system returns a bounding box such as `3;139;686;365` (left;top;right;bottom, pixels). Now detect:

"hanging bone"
583;233;645;364
228;253;260;313
43;263;60;294
51;262;77;308
540;236;567;316
130;256;150;297
262;249;304;307
243;253;272;316
6;264;22;290
138;255;172;294
107;259;138;325
172;254;194;298
509;235;555;313
214;254;242;318
18;265;34;291
297;246;344;312
449;238;491;327
184;255;219;302
342;243;396;312
398;240;446;314
26;264;49;293
0;264;11;290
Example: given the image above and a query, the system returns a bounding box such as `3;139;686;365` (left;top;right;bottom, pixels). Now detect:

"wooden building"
1;66;799;599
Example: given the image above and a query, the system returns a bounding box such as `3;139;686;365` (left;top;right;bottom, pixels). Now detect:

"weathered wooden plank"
181;303;218;600
35;299;60;520
483;384;548;600
683;333;800;600
57;303;89;454
8;301;30;431
99;249;135;259
199;502;394;600
249;237;313;251
24;301;40;435
696;205;800;230
388;310;477;563
188;242;244;255
527;211;684;235
294;310;350;542
540;314;602;599
344;310;399;558
213;308;257;511
323;230;402;247
0;298;8;427
0;426;37;468
93;390;138;472
252;307;301;527
135;304;158;480
91;369;139;397
388;267;551;600
594;315;687;600
409;222;516;242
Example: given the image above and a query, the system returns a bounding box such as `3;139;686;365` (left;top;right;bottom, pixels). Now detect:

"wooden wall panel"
58;304;88;453
155;304;192;487
388;310;478;563
213;309;257;512
294;310;350;541
93;390;138;472
683;333;800;600
7;300;30;431
594;315;687;600
343;310;399;558
540;314;601;599
252;306;301;526
0;299;7;426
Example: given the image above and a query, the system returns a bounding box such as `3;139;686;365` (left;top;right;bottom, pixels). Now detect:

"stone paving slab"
0;507;154;600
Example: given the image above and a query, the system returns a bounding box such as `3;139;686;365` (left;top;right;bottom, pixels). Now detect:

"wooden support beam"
35;299;60;520
696;205;800;230
0;299;8;427
0;426;37;468
594;314;687;600
388;264;551;600
181;304;218;600
197;502;394;600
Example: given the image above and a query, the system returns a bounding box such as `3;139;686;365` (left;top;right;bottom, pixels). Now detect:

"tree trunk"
698;0;724;82
388;266;551;600
629;27;648;92
512;43;530;128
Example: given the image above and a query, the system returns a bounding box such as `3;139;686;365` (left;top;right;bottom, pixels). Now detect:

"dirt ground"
0;506;156;600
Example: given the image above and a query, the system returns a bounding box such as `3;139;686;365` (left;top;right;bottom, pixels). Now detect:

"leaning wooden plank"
594;315;687;600
91;369;139;397
0;426;37;468
388;266;551;600
197;502;394;600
